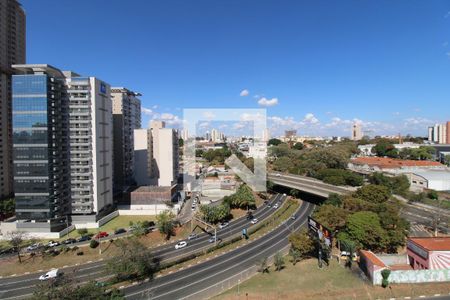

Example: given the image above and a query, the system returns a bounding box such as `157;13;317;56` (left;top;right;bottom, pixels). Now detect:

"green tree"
274;252;285;271
313;204;347;231
324;193;343;207
344;211;387;251
292;142;304;150
342;196;375;213
257;257;270;273
77;228;88;236
288;228;315;258
106;238;158;281
444;155;450;166
32;277;124;300
156;211;176;240
0;198;15;214
428;190;439;200
372;140;398;158
354;184;390;204
340;239;356;268
268;138;282;146
199;203;230;224
381;269;391;288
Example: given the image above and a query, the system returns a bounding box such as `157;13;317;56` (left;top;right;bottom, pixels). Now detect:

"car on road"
47;241;60;247
191;204;196;211
208;236;217;243
77;235;91;242
219;222;229;229
95;231;109;239
27;243;42;252
114;228;127;235
251;218;258;224
175;241;188;249
291;214;296;220
273;203;279;209
283;193;286;196
63;238;77;245
39;269;63;281
188;233;198;240
276;173;281;177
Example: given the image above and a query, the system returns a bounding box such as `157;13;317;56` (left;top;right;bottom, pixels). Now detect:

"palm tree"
340;239;356;268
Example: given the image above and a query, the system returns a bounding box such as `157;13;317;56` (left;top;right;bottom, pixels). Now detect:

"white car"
219;222;229;229
27;243;42;252
188;233;198;240
39;269;62;281
276;173;281;177
273;203;279;209
251;218;258;224
47;241;60;247
208;236;217;243
175;241;188;250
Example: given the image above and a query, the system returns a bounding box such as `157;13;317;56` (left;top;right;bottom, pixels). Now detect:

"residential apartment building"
111;87;141;193
351;122;363;141
11;64;113;231
65;72;113;219
133;121;179;187
0;0;25;199
428;123;449;144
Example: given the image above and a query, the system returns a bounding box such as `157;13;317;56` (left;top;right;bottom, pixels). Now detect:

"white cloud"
240;89;249;97
198;122;210;128
142;107;153;116
152;105;159;109
303;113;319;124
445;11;450;18
258;97;279;107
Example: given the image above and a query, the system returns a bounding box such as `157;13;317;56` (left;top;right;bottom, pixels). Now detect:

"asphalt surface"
123;200;316;300
0;193;286;299
268;173;352;197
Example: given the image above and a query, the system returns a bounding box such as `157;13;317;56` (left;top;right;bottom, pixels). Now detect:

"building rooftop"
409;237;450;252
412;169;450;182
351;157;444;169
359;250;387;267
132;186;174;193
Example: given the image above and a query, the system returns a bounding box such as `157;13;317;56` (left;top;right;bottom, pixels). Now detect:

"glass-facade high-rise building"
11;64;114;231
12;65;70;231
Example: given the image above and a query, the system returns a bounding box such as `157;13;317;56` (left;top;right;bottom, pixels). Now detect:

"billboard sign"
308;216;333;247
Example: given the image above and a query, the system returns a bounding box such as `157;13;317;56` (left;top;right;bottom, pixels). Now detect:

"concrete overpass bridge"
267;172;355;198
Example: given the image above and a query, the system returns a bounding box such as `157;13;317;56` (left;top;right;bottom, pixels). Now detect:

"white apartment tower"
133;121;179;187
65;72;113;218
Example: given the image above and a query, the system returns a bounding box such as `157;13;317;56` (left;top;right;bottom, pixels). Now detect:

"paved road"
123;200;316;300
268;173;353;197
0;194;286;299
271;172;449;234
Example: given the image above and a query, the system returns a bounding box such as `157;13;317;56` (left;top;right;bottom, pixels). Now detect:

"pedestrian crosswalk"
409;223;432;237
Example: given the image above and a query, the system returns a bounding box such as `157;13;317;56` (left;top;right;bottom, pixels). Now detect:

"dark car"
63;238;77;245
77;235;91;242
114;228;127;235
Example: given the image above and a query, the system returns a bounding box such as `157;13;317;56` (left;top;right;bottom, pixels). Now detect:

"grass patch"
0;224;189;277
215;258;450;300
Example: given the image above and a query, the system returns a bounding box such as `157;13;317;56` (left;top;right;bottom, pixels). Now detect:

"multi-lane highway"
123;200;315;299
0;193;288;299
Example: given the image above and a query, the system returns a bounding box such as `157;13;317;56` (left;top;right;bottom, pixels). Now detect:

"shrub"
77;228;88;235
76;251;84;256
71;246;79;251
381;269;391;288
90;240;99;249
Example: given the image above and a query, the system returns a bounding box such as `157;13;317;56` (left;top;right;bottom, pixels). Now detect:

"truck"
39;269;63;281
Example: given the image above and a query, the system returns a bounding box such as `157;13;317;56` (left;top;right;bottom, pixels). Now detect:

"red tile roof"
352;157;443;169
409;237;450;252
359;250;387;267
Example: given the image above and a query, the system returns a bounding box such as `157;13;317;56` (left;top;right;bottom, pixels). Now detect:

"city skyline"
21;0;450;137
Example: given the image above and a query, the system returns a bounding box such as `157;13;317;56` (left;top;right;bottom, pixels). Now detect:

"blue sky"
22;0;450;137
